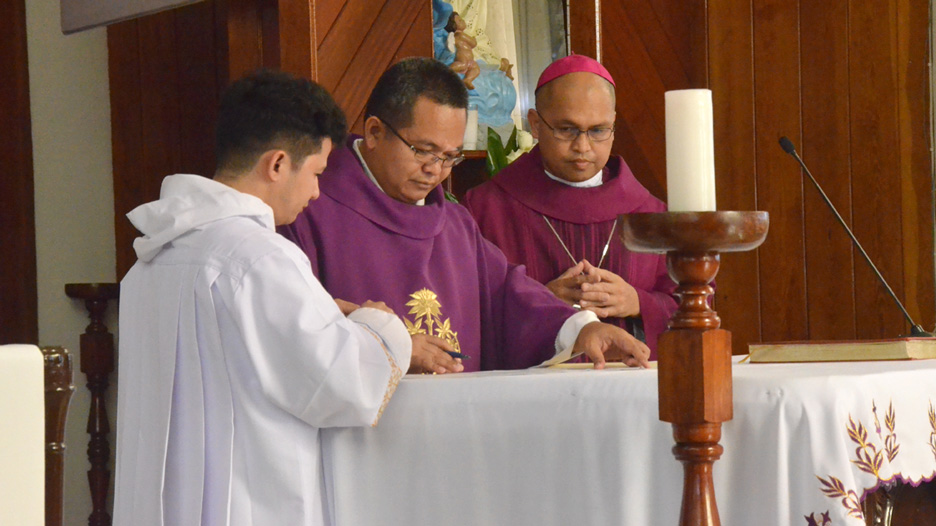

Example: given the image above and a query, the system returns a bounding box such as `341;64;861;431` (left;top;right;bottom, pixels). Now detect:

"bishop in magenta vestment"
463;146;677;356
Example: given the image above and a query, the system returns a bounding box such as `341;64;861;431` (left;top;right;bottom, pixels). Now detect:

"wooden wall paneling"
175;1;222;175
138;10;184;180
217;0;266;82
111;3;236;278
391;5;432;65
325;0;431;132
316;0;389;91
563;0;932;347
751;0;808;342
708;0;760;353
609;112;666;199
848;0;906;339
369;4;434;134
643;0;708;86
348;104;366;135
315;0;348;48
277;0;315;78
896;0;935;329
600;1;677;198
799;0;857;340
129;11;186;278
0;0;38;344
110;0;433;275
567;0;599;58
598;0;707;204
260;0;280;71
600;21;665;200
109;20;147;279
616;0;699;88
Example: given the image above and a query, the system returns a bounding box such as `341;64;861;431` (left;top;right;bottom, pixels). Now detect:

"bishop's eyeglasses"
534;110;615;142
379;118;465;168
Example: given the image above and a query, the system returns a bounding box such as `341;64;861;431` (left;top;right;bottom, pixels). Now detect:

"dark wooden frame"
42;347;74;526
0;0;38;345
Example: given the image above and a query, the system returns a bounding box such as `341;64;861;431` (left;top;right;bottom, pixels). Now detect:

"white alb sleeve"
347;308;412;373
554;310;600;353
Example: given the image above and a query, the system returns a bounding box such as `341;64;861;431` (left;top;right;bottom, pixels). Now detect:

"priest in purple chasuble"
280;57;650;373
463;55;677;357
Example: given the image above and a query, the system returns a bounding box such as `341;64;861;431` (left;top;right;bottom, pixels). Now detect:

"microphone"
778;136;935;338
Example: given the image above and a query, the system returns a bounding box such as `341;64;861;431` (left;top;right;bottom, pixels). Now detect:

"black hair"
215;70;347;174
365;57;469;129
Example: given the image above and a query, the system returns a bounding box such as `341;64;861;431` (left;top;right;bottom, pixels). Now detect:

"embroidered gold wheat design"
816;475;863;520
928;401;936;461
847;414;884;479
814;400;902;522
884;401;899;462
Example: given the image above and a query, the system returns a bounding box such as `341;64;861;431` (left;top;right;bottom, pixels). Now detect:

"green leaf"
486;127;508;177
444;190;459;203
505;126;519;154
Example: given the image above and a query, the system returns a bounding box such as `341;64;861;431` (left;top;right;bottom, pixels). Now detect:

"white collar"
544;168;603;188
352;139;426;206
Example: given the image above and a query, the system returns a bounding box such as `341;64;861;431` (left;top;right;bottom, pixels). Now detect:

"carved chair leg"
42;347;74;526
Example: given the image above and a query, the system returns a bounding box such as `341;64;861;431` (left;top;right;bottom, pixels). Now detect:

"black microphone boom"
777;136;934;337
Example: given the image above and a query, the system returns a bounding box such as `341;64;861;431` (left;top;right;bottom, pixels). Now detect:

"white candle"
665;89;717;211
463;107;479;150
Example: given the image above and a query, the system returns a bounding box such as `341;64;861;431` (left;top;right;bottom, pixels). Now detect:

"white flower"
506;149;524;164
516;130;534;150
504;130;535;164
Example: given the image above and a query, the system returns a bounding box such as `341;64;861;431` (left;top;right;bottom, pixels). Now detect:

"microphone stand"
779;137;935;338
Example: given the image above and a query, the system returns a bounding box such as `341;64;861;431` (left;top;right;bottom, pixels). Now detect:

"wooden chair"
0;345;71;525
42;347;73;526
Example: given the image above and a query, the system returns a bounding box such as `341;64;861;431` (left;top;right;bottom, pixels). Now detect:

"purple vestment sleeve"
630;254;677;352
463;146;678;359
476;234;573;369
278;137;576;372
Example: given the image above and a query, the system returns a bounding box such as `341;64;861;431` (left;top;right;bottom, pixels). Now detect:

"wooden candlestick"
65;282;120;526
621;211;768;526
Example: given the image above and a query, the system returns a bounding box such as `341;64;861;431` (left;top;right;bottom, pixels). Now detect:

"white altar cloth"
322;359;936;525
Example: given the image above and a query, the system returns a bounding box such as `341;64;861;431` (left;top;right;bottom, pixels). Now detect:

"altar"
321;359;936;525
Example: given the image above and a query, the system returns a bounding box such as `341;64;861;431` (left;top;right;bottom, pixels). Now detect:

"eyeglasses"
534;110;615;142
379;118;465;168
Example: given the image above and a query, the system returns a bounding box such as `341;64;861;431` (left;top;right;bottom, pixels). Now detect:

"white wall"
25;0;116;524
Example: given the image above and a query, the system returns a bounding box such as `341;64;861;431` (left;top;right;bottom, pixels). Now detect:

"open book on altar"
748;337;936;363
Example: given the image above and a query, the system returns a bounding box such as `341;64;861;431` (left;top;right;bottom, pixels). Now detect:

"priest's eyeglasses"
380;118;465;167
535;111;615;142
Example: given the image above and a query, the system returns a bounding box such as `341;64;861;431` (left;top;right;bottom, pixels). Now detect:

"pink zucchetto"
535;54;616;92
